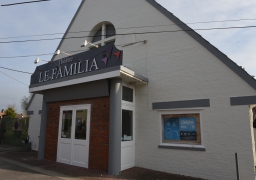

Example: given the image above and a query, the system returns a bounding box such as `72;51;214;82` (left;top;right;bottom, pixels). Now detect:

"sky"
0;0;255;113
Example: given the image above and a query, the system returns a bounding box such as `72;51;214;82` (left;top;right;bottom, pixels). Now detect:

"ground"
0;145;205;180
0;159;58;180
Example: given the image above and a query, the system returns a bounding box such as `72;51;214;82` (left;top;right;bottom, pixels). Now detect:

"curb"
0;157;81;180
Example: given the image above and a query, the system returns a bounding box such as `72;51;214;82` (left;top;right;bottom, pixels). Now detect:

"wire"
0;22;254;59
1;0;51;6
0;71;28;86
0;24;255;59
1;18;256;40
0;53;54;59
0;25;256;44
0;66;32;74
0;49;88;59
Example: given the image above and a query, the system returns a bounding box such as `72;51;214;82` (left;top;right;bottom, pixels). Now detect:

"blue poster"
164;118;180;140
164;117;197;141
179;117;197;131
179;117;197;140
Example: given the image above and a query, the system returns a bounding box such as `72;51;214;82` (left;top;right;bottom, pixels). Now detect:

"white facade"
27;94;43;151
28;0;256;179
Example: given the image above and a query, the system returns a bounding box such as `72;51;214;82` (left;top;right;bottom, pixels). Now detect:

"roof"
146;0;256;91
15;114;23;119
0;112;6;117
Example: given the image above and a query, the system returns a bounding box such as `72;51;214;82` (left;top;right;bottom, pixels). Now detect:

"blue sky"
0;0;256;112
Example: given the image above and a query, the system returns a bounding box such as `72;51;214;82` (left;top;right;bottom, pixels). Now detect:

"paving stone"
0;149;204;180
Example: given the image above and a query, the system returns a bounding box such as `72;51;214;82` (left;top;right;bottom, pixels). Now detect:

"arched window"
88;22;116;49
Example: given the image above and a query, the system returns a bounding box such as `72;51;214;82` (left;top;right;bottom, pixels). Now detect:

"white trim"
159;109;205;149
121;83;136;171
29;70;120;93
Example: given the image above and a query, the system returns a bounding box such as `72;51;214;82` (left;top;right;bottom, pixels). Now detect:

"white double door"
57;104;91;168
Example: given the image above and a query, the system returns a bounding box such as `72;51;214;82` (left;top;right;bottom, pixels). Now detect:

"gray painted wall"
43;80;109;103
231;96;256;106
153;99;210;109
108;78;122;175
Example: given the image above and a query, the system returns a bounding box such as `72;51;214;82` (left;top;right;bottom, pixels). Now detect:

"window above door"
122;84;135;106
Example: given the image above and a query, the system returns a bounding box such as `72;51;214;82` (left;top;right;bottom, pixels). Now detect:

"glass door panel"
61;110;72;139
121;106;135;171
75;109;87;140
122;110;133;141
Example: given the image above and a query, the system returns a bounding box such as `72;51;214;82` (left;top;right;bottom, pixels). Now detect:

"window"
106;24;116;38
122;86;133;102
61;110;72;138
88;22;116;48
161;113;201;145
75;109;87;140
122;109;133;141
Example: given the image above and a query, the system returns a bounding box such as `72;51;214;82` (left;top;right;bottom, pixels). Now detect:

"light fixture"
81;40;109;57
122;40;147;47
34;58;50;64
81;40;99;48
55;50;71;56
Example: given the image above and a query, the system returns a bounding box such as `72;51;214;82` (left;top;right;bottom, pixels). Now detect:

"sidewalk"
0;147;204;180
0;144;23;153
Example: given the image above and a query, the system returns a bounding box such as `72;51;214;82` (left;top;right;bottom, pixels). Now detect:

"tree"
21;95;29;117
5;104;17;118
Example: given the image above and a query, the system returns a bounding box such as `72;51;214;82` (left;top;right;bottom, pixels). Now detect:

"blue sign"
179;117;197;140
164;118;180;140
179;117;197;131
164;117;197;141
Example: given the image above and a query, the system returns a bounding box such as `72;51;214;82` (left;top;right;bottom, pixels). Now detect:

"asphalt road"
0;159;59;180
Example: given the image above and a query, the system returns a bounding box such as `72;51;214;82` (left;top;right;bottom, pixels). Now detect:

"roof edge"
26;94;35;110
146;0;256;91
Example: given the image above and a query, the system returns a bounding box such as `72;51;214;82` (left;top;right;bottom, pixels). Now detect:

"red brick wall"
45;97;110;172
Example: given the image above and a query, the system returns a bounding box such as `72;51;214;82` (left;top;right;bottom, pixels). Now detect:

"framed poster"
163;117;197;141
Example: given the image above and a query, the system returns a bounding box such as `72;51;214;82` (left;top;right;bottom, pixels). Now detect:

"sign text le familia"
38;57;99;83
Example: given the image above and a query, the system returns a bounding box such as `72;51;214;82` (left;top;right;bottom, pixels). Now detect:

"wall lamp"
34;58;50;64
81;40;99;48
81;40;109;57
55;50;71;56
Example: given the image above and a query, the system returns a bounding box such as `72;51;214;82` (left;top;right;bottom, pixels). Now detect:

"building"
26;94;43;150
0;109;6;119
27;0;256;179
